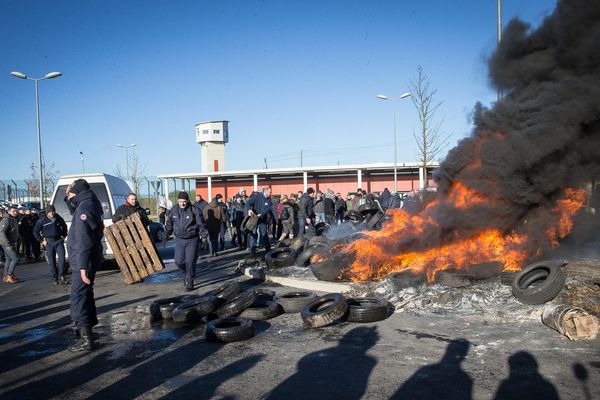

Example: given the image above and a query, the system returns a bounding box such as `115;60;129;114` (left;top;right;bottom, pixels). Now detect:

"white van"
50;173;133;259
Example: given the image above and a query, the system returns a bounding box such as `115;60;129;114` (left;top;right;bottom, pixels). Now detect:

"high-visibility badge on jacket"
80;214;87;221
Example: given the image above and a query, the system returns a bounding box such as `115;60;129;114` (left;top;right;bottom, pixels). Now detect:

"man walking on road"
0;206;20;284
33;205;68;285
165;191;207;291
245;187;276;255
65;179;104;352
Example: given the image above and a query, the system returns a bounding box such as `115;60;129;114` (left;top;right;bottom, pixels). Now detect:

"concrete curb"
243;267;354;293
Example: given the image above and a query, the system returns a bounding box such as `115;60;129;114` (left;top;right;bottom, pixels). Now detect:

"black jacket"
65;189;104;270
33;213;68;241
112;202;150;225
379;189;392;211
165;205;207;239
298;193;314;221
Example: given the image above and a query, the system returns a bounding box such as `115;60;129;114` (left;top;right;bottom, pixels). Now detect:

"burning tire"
344;210;364;223
205;317;254;342
301;293;348;328
216;289;258;317
265;248;297;268
387;271;425;290
307;235;328;247
511;263;566;305
274;291;317;313
150;296;188;320
309;261;342;281
358;202;380;215
207;281;241;302
365;212;384;230
465;262;504;280
240;300;282;320
346;298;390;323
436;269;475;288
173;295;220;323
295;243;328;267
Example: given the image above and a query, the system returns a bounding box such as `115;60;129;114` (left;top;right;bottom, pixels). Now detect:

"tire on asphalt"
346;298;390;323
500;271;518;286
172;295;219;323
205;317;254;342
511;263;566;305
265;248;297;269
301;293;348;328
274;291;317;313
206;281;241;302
216;289;258;317
239;300;282;320
158;297;191;320
150;296;187;320
386;271;425;290
309;261;342;281
436;269;475;288
255;288;276;301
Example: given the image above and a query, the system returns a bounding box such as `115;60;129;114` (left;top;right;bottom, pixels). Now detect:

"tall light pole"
11;71;62;208
80;151;85;174
116;143;137;180
377;92;412;193
497;0;503;102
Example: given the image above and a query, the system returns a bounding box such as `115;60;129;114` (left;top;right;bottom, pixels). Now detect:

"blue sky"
1;0;556;179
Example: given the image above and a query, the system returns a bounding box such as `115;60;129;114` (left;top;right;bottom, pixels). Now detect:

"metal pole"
35;80;45;208
497;0;503;102
393;100;398;193
125;148;129;180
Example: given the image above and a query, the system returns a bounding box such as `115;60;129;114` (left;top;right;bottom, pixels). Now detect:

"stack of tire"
271;291;390;327
357;202;384;230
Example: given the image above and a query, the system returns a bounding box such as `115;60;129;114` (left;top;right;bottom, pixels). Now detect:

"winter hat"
177;191;189;201
71;179;90;194
45;205;56;213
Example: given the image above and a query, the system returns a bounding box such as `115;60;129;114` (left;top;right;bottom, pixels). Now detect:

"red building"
159;162;438;200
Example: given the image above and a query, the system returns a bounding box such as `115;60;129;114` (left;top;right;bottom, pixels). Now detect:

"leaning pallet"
104;213;165;284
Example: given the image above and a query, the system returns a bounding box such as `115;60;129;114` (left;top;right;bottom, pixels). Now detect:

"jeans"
249;223;270;254
46;239;66;278
3;246;17;276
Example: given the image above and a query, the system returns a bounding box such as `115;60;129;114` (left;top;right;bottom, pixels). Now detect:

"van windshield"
52;184;112;222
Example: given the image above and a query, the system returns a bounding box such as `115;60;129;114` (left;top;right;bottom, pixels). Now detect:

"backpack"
280;206;290;220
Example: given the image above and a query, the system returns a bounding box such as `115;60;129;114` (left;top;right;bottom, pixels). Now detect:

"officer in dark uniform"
165;191;207;291
65;179;104;352
33;205;68;285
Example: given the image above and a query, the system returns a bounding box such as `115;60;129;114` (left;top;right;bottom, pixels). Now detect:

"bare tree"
114;152;146;194
409;66;450;187
28;160;60;202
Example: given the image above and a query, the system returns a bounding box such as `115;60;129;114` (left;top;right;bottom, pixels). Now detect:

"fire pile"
338;0;600;284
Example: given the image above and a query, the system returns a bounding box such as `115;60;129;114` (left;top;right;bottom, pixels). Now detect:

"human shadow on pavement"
0;294;70;322
264;326;380;400
493;351;559;400
390;338;473;400
0;295;155;376
86;339;224;399
159;353;265;399
573;362;592;400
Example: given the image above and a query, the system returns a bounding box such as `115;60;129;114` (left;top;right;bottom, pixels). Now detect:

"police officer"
65;179;104;352
33;205;68;285
165;191;207;291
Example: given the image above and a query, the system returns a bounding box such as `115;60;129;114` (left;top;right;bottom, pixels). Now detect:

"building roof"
158;162;439;179
194;120;230;126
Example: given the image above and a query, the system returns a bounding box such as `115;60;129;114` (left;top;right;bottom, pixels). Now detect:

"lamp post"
11;71;62;208
116;143;137;181
376;92;412;193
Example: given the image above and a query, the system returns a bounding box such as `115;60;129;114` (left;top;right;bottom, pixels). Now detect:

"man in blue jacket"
245;187;277;255
65;179;104;352
33;205;68;285
165;191;207;291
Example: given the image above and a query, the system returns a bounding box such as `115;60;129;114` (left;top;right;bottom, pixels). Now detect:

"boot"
52;277;59;285
185;279;194;292
5;275;18;284
2;275;8;283
68;326;95;352
60;275;69;285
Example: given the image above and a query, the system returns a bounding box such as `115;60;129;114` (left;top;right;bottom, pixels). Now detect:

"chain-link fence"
0;179;56;206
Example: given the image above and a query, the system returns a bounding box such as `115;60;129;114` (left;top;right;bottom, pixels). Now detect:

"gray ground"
0;243;598;400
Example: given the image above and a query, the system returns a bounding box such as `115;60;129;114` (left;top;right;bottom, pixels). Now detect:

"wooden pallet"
104;213;164;284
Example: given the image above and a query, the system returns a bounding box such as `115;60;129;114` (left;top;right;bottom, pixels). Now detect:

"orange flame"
342;186;586;283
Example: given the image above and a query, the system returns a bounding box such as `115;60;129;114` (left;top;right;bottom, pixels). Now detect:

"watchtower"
195;120;229;172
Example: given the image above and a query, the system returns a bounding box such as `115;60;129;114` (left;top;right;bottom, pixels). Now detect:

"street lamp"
11;70;62;208
377;92;412;193
116;143;137;180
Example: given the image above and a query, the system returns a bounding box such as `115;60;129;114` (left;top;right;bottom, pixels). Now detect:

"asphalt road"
0;244;599;400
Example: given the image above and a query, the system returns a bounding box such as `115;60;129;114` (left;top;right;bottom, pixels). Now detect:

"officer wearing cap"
165;191;207;291
65;178;104;352
33;205;68;285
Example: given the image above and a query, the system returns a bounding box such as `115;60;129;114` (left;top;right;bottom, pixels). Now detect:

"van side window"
51;183;112;222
